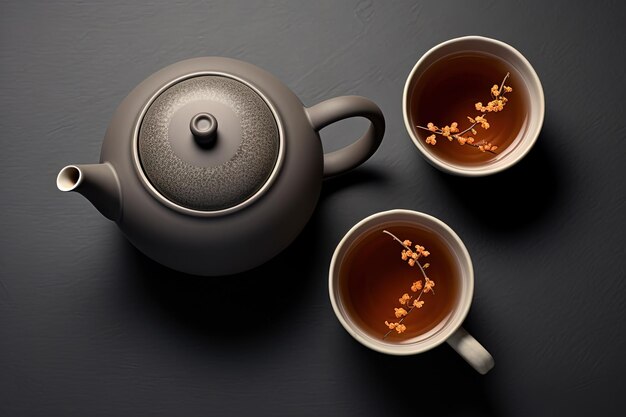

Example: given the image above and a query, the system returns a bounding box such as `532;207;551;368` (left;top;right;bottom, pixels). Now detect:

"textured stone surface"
1;1;625;417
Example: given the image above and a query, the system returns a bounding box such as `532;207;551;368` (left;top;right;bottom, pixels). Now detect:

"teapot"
57;57;385;275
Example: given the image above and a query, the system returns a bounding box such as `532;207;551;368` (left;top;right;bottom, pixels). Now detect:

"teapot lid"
137;75;281;213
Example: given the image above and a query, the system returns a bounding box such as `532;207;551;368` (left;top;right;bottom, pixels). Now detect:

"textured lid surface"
138;75;280;212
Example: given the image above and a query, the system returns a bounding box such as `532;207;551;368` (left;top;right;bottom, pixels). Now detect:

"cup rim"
402;35;545;176
328;209;474;355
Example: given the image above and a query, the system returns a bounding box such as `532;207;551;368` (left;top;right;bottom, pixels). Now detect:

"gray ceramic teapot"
57;57;384;276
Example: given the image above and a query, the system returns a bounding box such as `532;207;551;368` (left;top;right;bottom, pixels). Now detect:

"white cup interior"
329;210;474;355
402;36;545;176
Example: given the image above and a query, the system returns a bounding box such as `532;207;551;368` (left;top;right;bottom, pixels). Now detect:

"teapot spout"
56;163;121;221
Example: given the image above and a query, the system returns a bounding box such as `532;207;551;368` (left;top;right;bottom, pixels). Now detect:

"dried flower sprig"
382;230;436;339
417;72;512;154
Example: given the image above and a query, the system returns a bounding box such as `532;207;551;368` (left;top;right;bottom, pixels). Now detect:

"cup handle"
306;96;385;178
446;327;494;374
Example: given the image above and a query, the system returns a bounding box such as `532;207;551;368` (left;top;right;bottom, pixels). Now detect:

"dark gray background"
1;1;625;416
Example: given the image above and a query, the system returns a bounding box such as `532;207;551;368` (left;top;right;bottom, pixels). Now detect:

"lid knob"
190;112;218;147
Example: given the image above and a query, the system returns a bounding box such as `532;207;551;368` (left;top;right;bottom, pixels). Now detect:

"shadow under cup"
329;210;474;355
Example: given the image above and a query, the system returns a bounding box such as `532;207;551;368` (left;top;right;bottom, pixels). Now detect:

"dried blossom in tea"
338;223;460;341
408;52;529;166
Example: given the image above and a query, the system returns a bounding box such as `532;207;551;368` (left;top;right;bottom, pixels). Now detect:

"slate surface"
1;1;625;416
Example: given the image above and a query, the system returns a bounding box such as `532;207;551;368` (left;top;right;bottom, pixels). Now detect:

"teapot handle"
306;96;385;178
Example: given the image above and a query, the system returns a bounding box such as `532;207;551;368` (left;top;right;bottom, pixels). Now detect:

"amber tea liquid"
408;52;530;165
339;223;460;342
